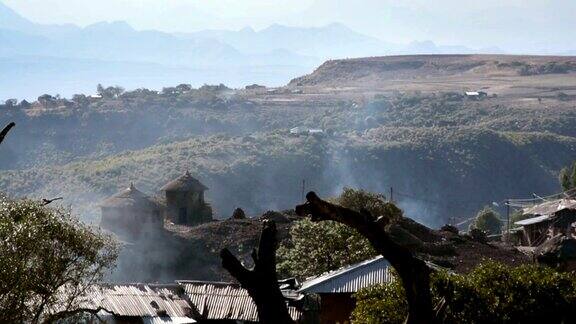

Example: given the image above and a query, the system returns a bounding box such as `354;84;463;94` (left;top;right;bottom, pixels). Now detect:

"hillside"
1;55;576;228
289;54;576;90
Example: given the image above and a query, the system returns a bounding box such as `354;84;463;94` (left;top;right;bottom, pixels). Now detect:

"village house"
100;173;212;239
75;280;309;323
161;171;213;226
177;280;309;323
465;91;488;100
100;183;162;240
513;198;576;246
298;256;392;323
290;126;324;136
81;283;196;323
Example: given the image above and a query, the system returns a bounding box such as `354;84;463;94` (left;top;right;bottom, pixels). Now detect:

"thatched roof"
161;171;208;192
100;183;159;210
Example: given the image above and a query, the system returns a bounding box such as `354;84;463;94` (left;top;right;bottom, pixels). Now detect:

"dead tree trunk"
220;220;293;324
295;191;434;324
0;122;15;146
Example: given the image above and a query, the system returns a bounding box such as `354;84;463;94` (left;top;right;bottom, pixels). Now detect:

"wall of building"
165;190;210;225
318;293;355;324
101;206;162;239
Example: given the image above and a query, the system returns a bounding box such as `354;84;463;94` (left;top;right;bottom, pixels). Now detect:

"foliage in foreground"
277;188;400;279
352;262;576;324
0;196;118;323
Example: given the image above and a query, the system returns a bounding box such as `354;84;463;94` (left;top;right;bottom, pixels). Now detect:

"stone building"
100;183;162;240
161;171;212;225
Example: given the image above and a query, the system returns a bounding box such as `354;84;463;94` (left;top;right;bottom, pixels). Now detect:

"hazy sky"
3;0;576;50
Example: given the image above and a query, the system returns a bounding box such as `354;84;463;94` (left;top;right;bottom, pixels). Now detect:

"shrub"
469;206;502;235
352;262;576;324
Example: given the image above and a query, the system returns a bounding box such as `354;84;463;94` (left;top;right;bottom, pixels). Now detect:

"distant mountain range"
0;1;497;100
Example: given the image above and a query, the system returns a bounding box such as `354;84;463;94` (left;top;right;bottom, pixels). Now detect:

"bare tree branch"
0;122;15;146
295;191;434;324
220;220;293;324
42;197;63;206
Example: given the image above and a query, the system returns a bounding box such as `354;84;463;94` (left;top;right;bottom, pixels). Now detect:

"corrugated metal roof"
298;256;392;293
522;199;576;216
177;280;302;322
515;214;551;226
84;283;194;320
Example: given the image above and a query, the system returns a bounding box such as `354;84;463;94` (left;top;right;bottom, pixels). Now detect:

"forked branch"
295;191;434;324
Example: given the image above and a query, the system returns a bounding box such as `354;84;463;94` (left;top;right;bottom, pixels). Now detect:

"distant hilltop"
289;54;576;87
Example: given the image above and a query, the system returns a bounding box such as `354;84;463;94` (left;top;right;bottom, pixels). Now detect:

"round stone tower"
161;171;212;225
100;183;162;240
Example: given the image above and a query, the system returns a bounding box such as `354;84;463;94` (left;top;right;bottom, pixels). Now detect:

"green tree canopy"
469;206;502;235
277;188;398;279
559;161;576;192
0;196;118;323
352;262;576;324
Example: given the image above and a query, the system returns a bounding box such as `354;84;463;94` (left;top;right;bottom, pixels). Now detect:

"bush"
351;276;406;324
469;206;502;235
352;262;576;324
276;188;398;279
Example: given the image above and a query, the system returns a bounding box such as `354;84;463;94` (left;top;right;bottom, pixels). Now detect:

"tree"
278;188;388;278
4;99;17;108
559;162;576;192
352;262;576;324
0;196;118;323
296;191;434;324
37;94;55;107
560;167;572;191
570;161;576;189
97;84;124;98
220;220;293;324
176;84;192;93
469;206;502;235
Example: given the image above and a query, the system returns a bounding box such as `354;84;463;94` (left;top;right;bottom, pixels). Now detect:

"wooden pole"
506;200;510;243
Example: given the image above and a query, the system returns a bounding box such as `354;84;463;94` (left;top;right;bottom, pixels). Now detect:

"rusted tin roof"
84;283;194;320
298;256;392;293
177;280;302;322
161;171;208;192
100;183;159;210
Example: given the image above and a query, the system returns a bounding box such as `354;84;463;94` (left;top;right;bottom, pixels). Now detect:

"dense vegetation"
352;262;576;323
277;188;386;278
1;80;576;224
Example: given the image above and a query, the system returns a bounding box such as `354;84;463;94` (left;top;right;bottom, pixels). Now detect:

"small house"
465;91;488;100
161;172;212;226
298;256;392;323
514;198;576;246
81;283;196;323
290;127;324;136
177;280;309;323
100;183;162;240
